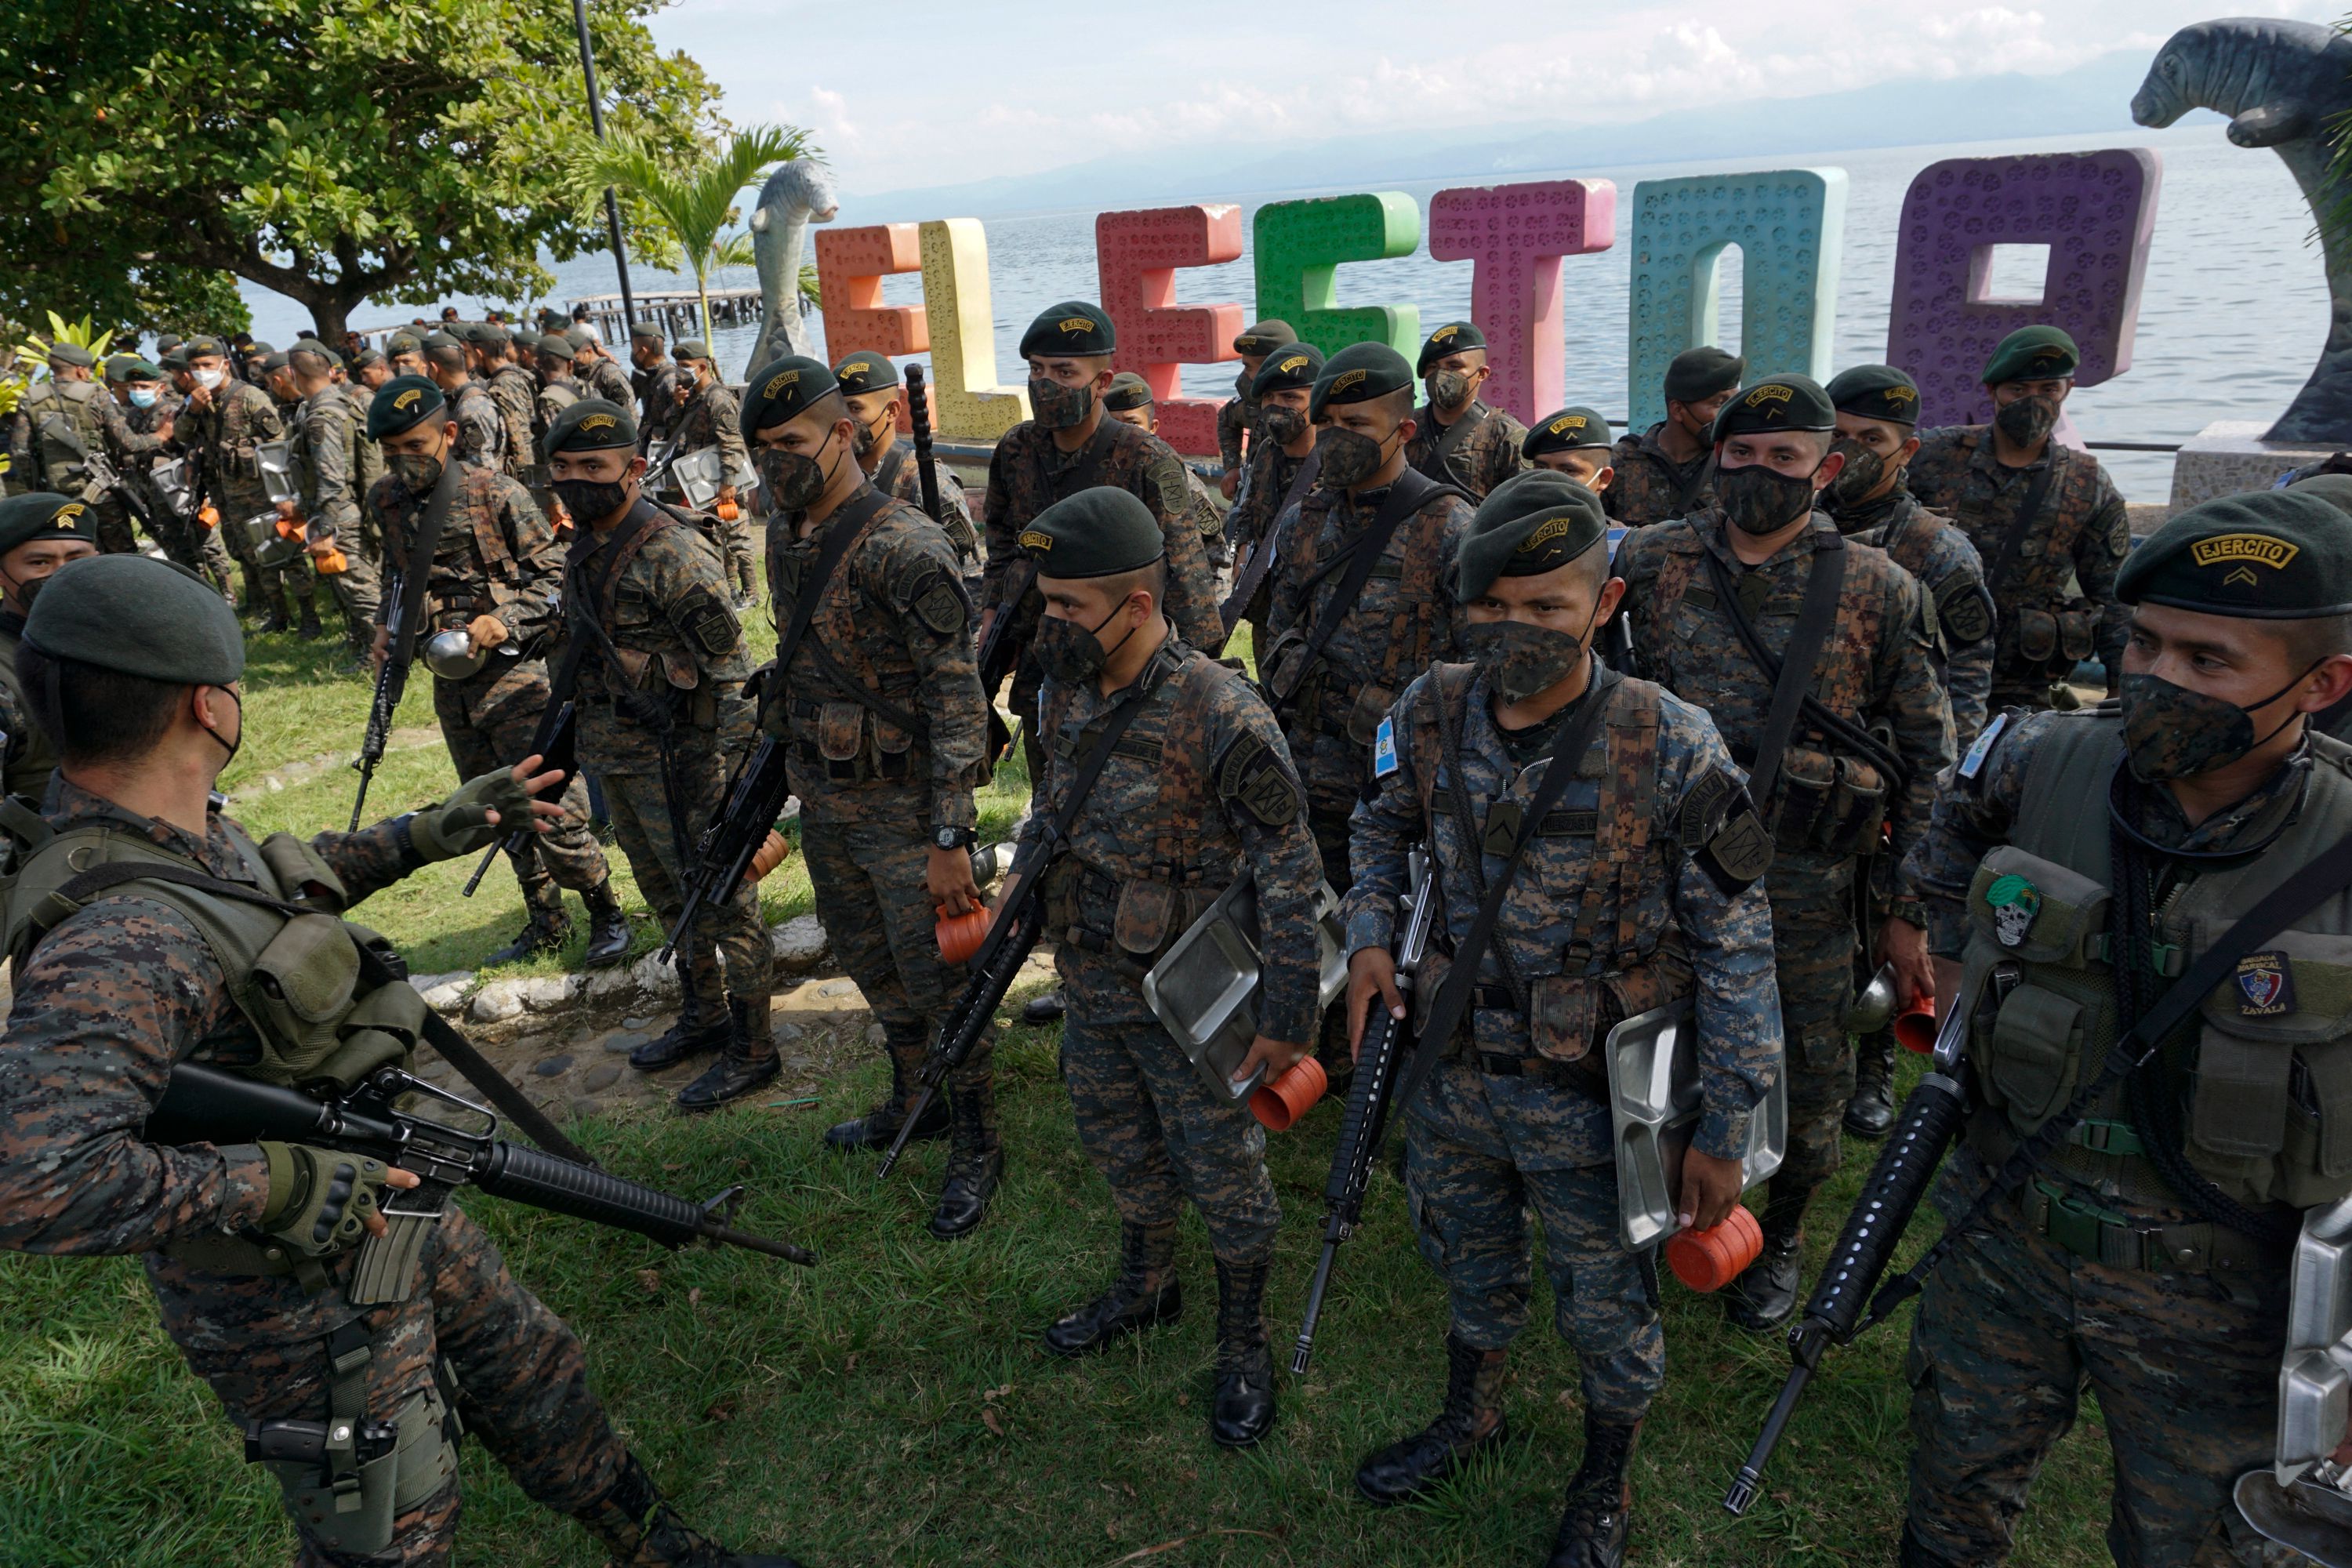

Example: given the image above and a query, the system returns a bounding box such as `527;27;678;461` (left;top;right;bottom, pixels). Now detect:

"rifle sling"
1218;446;1322;638
1980;447;2061;608
874;442;908;505
1670;451;1717;514
1420;402;1483;485
1270;469;1463;715
1389;666;1625;1117
390;453;461;670
51;861;597;1168
1699;534;1850;805
775;486;889;689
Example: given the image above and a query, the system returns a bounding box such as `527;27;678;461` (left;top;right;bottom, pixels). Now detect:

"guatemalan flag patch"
1373;715;1399;779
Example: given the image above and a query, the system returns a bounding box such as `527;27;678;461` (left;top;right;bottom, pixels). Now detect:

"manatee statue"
745;160;840;379
2134;17;2352;443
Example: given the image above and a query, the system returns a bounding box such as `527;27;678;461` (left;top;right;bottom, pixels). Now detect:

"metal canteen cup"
421;628;488;681
1844;962;1898;1033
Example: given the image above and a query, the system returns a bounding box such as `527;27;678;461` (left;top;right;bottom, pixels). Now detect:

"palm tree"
576;125;819;347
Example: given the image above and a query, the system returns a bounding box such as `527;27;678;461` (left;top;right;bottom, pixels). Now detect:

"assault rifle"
146;1059;816;1265
1292;847;1436;1375
459;690;579;897
659;735;793;964
975;562;1033;768
350;571;407;832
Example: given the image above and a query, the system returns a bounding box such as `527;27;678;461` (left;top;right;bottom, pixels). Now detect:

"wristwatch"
933;826;977;852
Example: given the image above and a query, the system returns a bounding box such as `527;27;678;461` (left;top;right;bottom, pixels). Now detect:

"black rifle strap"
1049;419;1120;502
1218;446;1323;638
390;453;460;670
1700;534;1847;806
1670;451;1717;515
776;485;889;681
1863;824;2352;1333
1389;667;1624;1117
1271;469;1463;714
874;441;908;503
51;862;597;1167
1980;446;2060;605
800;633;927;737
1432;662;1528;1011
1420;401;1484;485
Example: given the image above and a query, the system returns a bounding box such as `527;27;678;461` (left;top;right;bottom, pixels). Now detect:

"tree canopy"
6;0;718;341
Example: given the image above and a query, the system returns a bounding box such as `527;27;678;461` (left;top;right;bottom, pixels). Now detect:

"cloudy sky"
649;0;2340;194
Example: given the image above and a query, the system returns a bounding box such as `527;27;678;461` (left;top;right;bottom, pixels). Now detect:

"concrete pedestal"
2169;420;2343;511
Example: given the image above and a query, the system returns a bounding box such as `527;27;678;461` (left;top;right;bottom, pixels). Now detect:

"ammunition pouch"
2013;600;2098;680
789;695;915;784
1762;744;1886;857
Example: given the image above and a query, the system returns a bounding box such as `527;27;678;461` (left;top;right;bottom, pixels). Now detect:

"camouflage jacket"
15;379;165;500
1606;423;1715;527
1181;460;1225;543
764;485;986;830
292;386;362;539
568;500;753;774
1406;400;1526;500
1019;635;1325;1041
1229;438;1320;564
634;363;685;443
1906;426;2132;684
1217;377;1255;474
486;365;539;481
366;463;563;643
980;416;1221;652
1263;474;1474;810
533;372;580;453
0;612;55;798
872;435;982;579
174;378;284;518
677;379;749;477
1831;486;1996;746
580;355;634;408
1344;662;1780;1160
1613;508;1955;881
447;379;506;473
0;779;416;1256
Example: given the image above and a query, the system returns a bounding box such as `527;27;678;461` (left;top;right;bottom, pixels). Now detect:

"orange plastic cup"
1250;1055;1327;1131
716;499;741;523
1894;996;1938;1054
1664;1204;1765;1293
935;905;995;965
198;504;221;530
744;829;793;887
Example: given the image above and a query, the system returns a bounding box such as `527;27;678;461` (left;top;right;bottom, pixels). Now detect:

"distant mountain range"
848;48;2162;220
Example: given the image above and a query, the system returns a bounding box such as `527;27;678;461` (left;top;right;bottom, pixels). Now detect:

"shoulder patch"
1373;714;1399;779
1690;769;1773;898
671;584;740;659
908;569;969;637
1958;709;2010;784
1678;765;1734;847
1218;733;1304;829
1938;578;1995;647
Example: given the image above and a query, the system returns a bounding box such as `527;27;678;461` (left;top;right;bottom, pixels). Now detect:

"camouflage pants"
692;509;757;596
91;492;140;554
314;554;383;653
1904;1171;2292;1567
431;661;608;919
602;755;770;1017
801;808;989;1094
148;1205;630;1566
1405;1058;1664;1421
217;486;315;607
1058;956;1280;1264
1766;856;1860;1200
153;508;240;593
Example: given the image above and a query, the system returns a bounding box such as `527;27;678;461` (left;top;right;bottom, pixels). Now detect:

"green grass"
0;613;2121;1564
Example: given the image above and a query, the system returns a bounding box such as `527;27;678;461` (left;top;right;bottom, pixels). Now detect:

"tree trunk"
305;297;354;347
695;268;713;348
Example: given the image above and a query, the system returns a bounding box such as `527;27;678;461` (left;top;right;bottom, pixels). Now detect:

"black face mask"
553;477;630;524
1033;597;1142;685
1822;437;1889;512
851;405;891;458
2120;665;2318;782
1465;619;1595;705
1994;395;2059;448
1260;405;1306;447
199;686;242;771
1317;423;1396;488
390;452;444;497
1028;376;1093;431
2;569;48;618
759;430;840;512
1427;368;1473;411
1718;460;1820;535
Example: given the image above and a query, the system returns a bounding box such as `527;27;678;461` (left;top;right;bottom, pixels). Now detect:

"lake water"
238;124;2328;503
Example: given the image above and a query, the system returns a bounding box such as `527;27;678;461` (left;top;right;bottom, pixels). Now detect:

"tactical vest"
23;379;103;497
1272;483;1458;748
340;386;385;500
1962;712;2352;1212
774;499;938;786
1410;665;1690;1065
0;623;57;799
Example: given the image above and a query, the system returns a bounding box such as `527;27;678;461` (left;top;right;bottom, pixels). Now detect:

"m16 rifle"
659;734;794;964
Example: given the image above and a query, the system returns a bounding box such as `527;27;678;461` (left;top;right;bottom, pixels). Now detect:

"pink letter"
1095;204;1245;456
1427;180;1617;424
814;223;927;356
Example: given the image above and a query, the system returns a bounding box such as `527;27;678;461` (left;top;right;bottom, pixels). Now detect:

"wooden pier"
569;289;763;344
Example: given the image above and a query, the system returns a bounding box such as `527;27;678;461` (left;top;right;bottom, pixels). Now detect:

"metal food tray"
1603;999;1787;1250
1141;874;1347;1105
257;435;299;507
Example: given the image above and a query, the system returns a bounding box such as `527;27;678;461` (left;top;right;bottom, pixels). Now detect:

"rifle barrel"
1723;1359;1814;1516
1290;1230;1345;1375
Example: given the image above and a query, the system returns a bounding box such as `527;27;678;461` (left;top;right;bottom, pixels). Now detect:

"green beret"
563;327;591;351
1662;346;1744;405
159;350;191;373
832;350;900;396
366;375;446;440
289;337;334;361
1983;325;2078;386
1104;372;1153;412
2289;474;2352;519
630;320;666;342
534;333;575;358
2118;490;2352;619
184;336;228;360
1450;470;1609;602
351;348;385;371
1416;321;1487;375
103;354;140;381
1232;320;1297;358
673;339;712;362
1251;343;1324;399
385;332;423;356
154;334;183;354
1825;364;1924;426
1019;486;1165;579
25;554;243;685
1713;373;1836;441
1018;301;1115;361
1523;406;1613;458
473;323;511;348
545;397;637;455
243;340;276;358
46;343;96;369
260;352;289;375
0;492;103;557
118;358;163;383
421;331;461;354
1309;342;1413;421
741;355;838;440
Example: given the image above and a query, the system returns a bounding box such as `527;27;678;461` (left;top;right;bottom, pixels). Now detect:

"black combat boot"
1210;1256;1277;1449
1725;1184;1810;1332
1544;1414;1639;1568
1354;1334;1511;1504
1843;1031;1896;1138
573;1453;806;1567
484;889;573;967
928;1077;1002;1239
1044;1220;1181;1356
824;1051;949;1151
294;597;323;641
677;996;781;1112
1021;990;1066;1025
260;588;291;633
630;995;731;1071
581;882;632;969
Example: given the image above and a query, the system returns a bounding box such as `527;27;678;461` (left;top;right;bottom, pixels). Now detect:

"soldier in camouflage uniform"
179;336;300;626
572;330;637;408
1221;344;1324;648
125;355;237;596
1522;407;1617;495
527;333;583;523
385;329;427;380
364;376;627;969
1406;321;1527;501
9;341;170;557
1614;374;1952;1330
1103;372;1228;577
422;332;505;475
742;359;995;1223
1017;485;1323;1452
1345;472;1781;1567
631;323;686;447
1907;325;2132;713
284;341;382;661
480;328;540;485
545;398;777;1111
833;350;983;597
1894;489;2352;1568
978;301;1222;783
0;493;98;795
1217;319;1295;503
1606;347;1742;528
0;553;802;1568
672;340;758;604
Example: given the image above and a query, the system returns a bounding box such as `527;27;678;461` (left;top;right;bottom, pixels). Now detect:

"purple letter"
1428;180;1617;423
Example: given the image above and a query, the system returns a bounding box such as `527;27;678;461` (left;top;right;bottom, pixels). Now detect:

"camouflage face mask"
1822;437;1887;512
2120;666;2317;782
1427;368;1473;411
1259;405;1306;447
1465;620;1592;704
1027;375;1093;431
1994;394;2059;448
